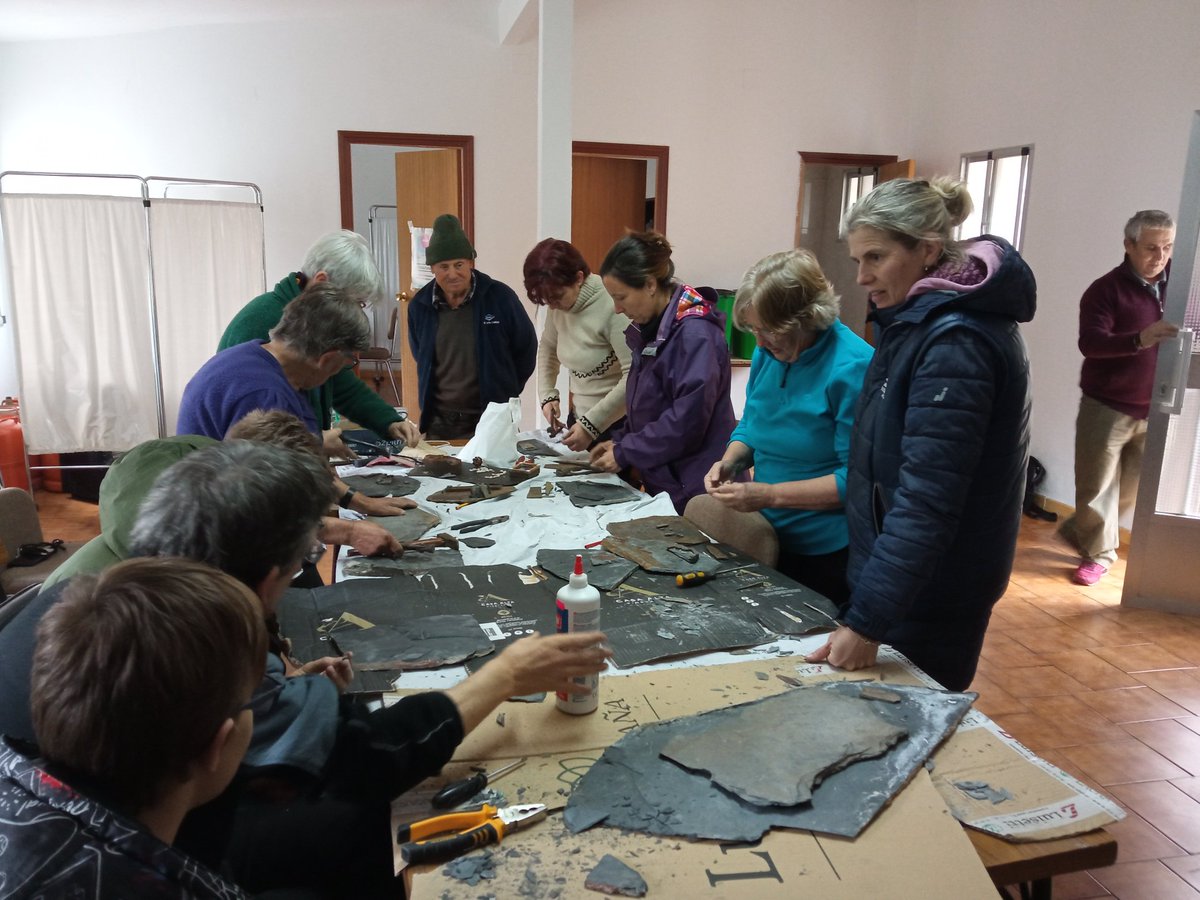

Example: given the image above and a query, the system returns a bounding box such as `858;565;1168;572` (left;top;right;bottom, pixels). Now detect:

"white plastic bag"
457;398;521;466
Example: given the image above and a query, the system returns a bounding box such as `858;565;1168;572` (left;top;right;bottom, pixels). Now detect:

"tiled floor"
28;489;1200;898
976;516;1200;899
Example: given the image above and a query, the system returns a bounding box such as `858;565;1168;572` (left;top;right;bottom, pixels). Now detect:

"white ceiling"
0;0;422;42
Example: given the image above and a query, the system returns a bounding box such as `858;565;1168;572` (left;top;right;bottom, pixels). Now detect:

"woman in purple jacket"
589;232;738;512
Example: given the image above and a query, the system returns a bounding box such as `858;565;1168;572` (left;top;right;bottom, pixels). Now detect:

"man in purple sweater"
1060;210;1178;585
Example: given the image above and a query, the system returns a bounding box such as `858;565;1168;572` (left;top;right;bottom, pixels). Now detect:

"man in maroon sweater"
1061;210;1178;585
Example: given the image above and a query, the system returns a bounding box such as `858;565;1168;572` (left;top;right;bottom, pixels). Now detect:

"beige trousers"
1059;395;1146;566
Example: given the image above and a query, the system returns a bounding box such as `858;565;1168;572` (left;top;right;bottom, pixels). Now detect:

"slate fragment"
661;687;908;805
585;854;648;897
564;681;974;840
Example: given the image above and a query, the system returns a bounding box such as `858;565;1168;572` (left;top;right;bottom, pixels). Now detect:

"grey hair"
269;282;371;359
1124;210;1175;243
302;230;386;306
733;248;840;334
841;176;974;263
128;442;334;589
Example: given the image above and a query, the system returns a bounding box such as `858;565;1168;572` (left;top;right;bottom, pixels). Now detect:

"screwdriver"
676;570;716;587
431;757;528;810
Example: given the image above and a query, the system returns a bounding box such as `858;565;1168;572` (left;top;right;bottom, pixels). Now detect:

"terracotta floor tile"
1175;779;1200;803
1091;643;1196;674
995;709;1122;751
1051;869;1114;898
1182;720;1200;738
1104;809;1188;863
982;664;1092;698
1108;782;1200;853
1090;859;1200;899
1134;673;1200;717
1029;593;1112;619
980;631;1047;668
1033;748;1114;795
1139;633;1200;668
1058;613;1152;645
1074;687;1194;724
966;671;1027;717
1042;650;1144;690
1122;721;1200;776
1009;622;1114;654
1166;855;1200;892
988;599;1064;631
1060;739;1188;786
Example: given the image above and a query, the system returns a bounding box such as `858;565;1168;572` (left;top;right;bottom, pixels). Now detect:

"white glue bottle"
555;553;601;715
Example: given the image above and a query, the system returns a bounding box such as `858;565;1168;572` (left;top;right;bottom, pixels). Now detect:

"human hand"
1139;320;1180;349
300;654;355;693
387;419;422;449
322;428;354;461
542;399;564;436
709;480;773;513
352;493;417;516
589;441;619;473
347;520;402;557
804;625;880;671
491;632;612;697
561;423;593;452
704;458;746;491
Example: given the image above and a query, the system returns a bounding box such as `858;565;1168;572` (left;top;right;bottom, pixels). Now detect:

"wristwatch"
338;487;358;509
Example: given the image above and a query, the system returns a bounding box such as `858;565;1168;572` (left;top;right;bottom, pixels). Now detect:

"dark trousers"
776;545;850;605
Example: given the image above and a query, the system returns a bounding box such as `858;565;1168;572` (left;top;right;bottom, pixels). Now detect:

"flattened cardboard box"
390;659;995;898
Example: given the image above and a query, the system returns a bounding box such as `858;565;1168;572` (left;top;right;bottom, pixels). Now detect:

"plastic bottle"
555;554;601;715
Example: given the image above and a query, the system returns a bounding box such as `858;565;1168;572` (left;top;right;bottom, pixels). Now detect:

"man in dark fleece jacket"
1059;211;1177;587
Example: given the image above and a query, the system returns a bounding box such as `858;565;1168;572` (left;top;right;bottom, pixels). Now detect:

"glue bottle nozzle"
573;554;584;576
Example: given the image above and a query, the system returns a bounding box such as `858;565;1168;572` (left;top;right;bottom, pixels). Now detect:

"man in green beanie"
407;213;537;438
219;229;422;449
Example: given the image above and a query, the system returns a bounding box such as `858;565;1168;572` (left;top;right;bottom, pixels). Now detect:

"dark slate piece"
603;604;769;668
564;681;975;840
364;508;441;544
341;548;464;577
557;480;641;507
442;849;497;886
584;854;648;897
330;613;493;670
537;548;638;591
342;472;420;498
661;687;908;805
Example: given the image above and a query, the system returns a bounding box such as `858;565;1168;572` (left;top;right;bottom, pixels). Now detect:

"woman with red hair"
523;238;632;450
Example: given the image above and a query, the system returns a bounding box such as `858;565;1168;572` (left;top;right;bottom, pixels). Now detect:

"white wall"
2;0;1198;505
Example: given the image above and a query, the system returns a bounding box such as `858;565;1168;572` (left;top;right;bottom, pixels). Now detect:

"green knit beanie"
425;214;476;265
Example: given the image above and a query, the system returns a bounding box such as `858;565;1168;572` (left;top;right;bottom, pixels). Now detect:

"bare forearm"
762;473;841;510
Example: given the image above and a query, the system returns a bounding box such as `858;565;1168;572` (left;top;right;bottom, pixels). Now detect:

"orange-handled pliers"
396;803;548;865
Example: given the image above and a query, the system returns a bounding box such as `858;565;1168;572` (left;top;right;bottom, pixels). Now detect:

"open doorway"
572;141;669;271
795;152;912;341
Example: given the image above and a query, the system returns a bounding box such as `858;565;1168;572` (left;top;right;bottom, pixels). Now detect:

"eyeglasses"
340;350;360;366
303;540;327;566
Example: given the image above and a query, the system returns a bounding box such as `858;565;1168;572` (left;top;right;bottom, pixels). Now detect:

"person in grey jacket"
807;176;1035;691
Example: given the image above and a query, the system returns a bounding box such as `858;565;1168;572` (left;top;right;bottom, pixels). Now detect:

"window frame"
957;144;1033;250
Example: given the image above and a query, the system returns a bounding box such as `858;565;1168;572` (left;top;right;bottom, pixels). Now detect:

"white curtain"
149;198;265;433
368;210;399;349
1;193;159;453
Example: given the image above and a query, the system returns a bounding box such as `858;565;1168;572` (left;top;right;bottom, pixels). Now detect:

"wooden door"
877;159;916;182
395;149;463;423
571;156;647;272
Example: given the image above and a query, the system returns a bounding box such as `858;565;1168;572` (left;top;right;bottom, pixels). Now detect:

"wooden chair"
359;304;401;405
683;494;779;567
0;488;85;596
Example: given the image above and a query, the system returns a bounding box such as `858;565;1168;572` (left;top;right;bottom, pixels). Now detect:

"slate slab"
330;613;493;670
564;681;975;840
536;548;638;591
661;687;908;805
342;472;420;498
364;508;441;544
584;854;648;897
557;480;641;507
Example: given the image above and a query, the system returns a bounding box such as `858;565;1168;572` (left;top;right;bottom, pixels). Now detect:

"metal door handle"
1155;328;1194;415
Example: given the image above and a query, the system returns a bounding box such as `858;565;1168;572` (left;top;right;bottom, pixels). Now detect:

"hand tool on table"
431;757;527;810
397;803;548;865
452;514;510;534
674;561;763;588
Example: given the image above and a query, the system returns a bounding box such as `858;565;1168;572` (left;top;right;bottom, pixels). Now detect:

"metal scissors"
396;802;547;865
452;514;510;534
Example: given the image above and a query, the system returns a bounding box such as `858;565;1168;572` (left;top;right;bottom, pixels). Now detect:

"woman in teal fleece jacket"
705;249;872;602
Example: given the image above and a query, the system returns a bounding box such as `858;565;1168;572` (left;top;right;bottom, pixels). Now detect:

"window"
841;169;876;223
958;145;1032;249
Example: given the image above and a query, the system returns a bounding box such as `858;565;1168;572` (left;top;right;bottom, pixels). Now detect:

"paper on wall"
408;221;433;293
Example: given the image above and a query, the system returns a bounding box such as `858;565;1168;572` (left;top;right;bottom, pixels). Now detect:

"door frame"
573;141;669;234
337;130;475;238
794;151;898;248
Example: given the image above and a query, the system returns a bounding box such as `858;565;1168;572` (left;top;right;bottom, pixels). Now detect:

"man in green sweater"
219;229;421;449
